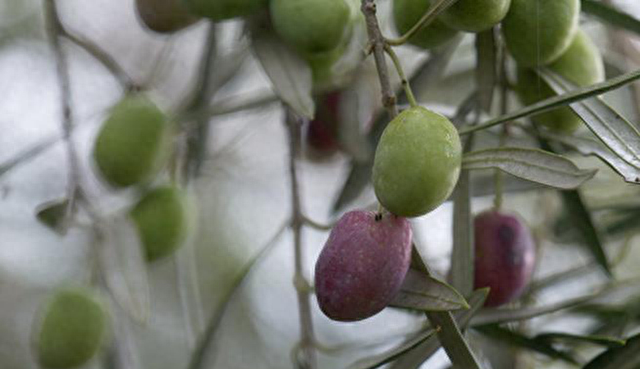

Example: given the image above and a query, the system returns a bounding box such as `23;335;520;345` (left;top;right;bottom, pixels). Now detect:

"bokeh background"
2;0;640;368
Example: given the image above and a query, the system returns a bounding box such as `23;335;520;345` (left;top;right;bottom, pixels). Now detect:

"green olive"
182;0;266;21
135;0;198;33
517;30;604;132
35;288;108;369
393;0;458;49
130;186;192;262
502;0;580;67
93;95;172;188
270;0;351;54
372;106;462;217
440;0;511;33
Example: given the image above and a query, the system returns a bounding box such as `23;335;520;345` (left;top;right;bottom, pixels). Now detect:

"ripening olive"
473;210;536;307
516;29;604;132
314;210;412;321
130;186;192;262
93;95;172;188
182;0;267;21
502;0;580;67
135;0;198;33
440;0;511;33
372;107;462;217
270;0;351;55
393;0;458;49
34;288;108;369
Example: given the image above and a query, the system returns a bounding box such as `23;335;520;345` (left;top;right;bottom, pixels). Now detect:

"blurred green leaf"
475;28;497;112
462;147;597;189
583;332;640;369
459;69;640;135
345;328;438;369
582;0;640;36
535;332;625;349
36;198;70;235
475;325;578;364
540;68;640;177
451;136;474;297
250;29;314;120
390;269;469;312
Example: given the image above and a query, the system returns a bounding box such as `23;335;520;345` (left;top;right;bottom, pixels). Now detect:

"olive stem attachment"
385;44;419;108
385;0;460;46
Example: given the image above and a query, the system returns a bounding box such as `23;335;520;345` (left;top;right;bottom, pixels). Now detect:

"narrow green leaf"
345;329;438;369
332;41;461;213
559;190;611;276
537;130;640;184
426;310;483;369
462;147;597;189
539;68;640;172
390;269;470;312
582;0;640;36
450;136;474;297
535;332;626;349
388;288;489;369
36;198;70;235
475;28;497;112
250;31;314;119
459;69;640;135
475;325;578;364
584;332;640;369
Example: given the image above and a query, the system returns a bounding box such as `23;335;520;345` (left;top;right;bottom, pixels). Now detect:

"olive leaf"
389;269;469;312
35;198;71;235
537;130;640;184
250;30;315;120
388;288;490;369
535;332;626;349
582;0;640;36
583;332;640;369
539;68;640;174
462;147;597;189
345;328;438;369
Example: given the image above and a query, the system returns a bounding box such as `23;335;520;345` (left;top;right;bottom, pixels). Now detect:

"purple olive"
314;210;413;321
473;210;536;307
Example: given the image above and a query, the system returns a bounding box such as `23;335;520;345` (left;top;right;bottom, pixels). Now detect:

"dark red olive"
305;91;341;158
314;210;413;321
473;210;536;307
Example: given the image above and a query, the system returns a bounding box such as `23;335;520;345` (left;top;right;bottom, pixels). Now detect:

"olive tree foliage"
2;0;640;369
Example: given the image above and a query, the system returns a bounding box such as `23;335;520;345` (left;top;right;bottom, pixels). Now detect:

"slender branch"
386;0;459;46
302;216;334;232
181;89;280;121
285;107;317;369
384;44;418;108
361;0;398;118
44;0;82;229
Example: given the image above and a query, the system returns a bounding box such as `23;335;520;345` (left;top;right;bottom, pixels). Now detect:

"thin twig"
384;44;418;108
361;0;398;118
44;0;82;230
285;107;318;369
301;216;334;232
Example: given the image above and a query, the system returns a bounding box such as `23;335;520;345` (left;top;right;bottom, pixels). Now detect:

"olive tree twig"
285;107;318;369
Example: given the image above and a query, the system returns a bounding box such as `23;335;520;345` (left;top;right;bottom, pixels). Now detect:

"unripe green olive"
135;0;198;33
516;30;604;132
502;0;580;67
270;0;351;54
181;0;267;21
130;186;192;262
372;107;462;217
93;95;172;188
440;0;511;33
393;0;458;49
34;288;108;369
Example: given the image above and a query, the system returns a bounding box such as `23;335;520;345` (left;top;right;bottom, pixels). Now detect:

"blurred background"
2;0;640;368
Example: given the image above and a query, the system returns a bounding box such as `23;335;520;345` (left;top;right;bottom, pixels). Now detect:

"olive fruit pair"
516;30;604;132
314;210;412;321
130;186;192;262
93;95;172;189
393;0;510;49
372;106;462;218
473;210;535;307
34;288;108;369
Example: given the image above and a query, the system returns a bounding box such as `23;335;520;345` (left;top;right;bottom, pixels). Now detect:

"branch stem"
385;44;418;108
